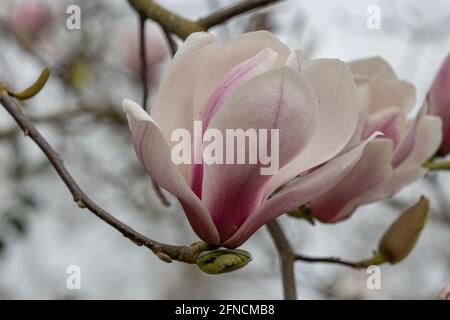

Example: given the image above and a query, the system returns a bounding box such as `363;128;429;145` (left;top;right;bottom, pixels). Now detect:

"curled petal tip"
122;98;152;122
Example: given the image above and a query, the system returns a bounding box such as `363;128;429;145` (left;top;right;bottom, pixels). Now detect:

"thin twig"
138;15;171;206
294;254;367;269
198;0;282;30
0;104;125;139
266;219;297;300
162;27;178;56
0;91;207;264
139;14;149;111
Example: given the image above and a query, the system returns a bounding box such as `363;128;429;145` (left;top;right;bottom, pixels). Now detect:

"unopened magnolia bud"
379;196;429;264
196;248;252;274
438;281;450;300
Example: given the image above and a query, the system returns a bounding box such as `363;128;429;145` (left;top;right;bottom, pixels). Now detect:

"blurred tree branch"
266;219;297;300
0;88;210;265
199;0;281;30
127;0;284;39
0;104;125;140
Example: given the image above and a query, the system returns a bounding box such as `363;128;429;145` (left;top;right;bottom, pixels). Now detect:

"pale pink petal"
123;99;220;245
263;59;360;197
397;114;442;170
287;50;302;72
369;79;416;114
346;83;372;149
202;67;318;242
349;56;397;84
363;107;406;147
393;105;442;168
428;54;450;156
151;33;218;184
349;57;415;114
379;111;442;198
192;31;291;122
310;139;394;222
224;134;379;248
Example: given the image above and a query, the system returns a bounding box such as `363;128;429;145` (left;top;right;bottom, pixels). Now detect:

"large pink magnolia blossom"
428;54;450;156
309;57;443;223
123;31;381;248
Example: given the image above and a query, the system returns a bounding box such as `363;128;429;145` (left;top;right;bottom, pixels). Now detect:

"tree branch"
162;27;178;57
127;0;203;39
266;219;297;300
0;90;208;265
127;0;284;39
139;14;149;111
295;254;369;269
198;0;282;30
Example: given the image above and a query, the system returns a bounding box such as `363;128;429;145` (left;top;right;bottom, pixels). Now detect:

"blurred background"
0;0;449;299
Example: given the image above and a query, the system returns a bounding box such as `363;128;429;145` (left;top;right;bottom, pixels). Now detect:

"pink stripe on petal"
202;67;318;242
202;48;279;130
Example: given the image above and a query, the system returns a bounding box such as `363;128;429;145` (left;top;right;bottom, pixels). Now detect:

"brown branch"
139;14;149;111
0;90;208;265
137;14;171;206
266;219;297;300
294;254;368;269
0;104;125;139
127;0;203;39
198;0;282;30
127;0;284;39
162;27;178;56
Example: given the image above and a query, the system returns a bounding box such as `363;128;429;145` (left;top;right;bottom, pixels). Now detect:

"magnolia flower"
309;57;442;222
123;31;380;248
6;0;53;41
428;54;450;156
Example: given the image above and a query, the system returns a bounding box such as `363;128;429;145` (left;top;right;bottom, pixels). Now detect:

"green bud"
379;196;429;264
196;248;252;274
10;67;50;100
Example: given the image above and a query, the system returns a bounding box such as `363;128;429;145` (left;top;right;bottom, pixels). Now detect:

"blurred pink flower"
310;57;442;222
6;0;53;41
123;31;378;247
428;54;450;156
438;280;450;300
123;22;171;83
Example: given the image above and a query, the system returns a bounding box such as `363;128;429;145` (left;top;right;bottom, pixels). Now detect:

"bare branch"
199;0;283;30
0;90;209;265
294;254;367;269
139;14;149;111
162;27;178;56
127;0;203;40
127;0;284;39
266;219;297;300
